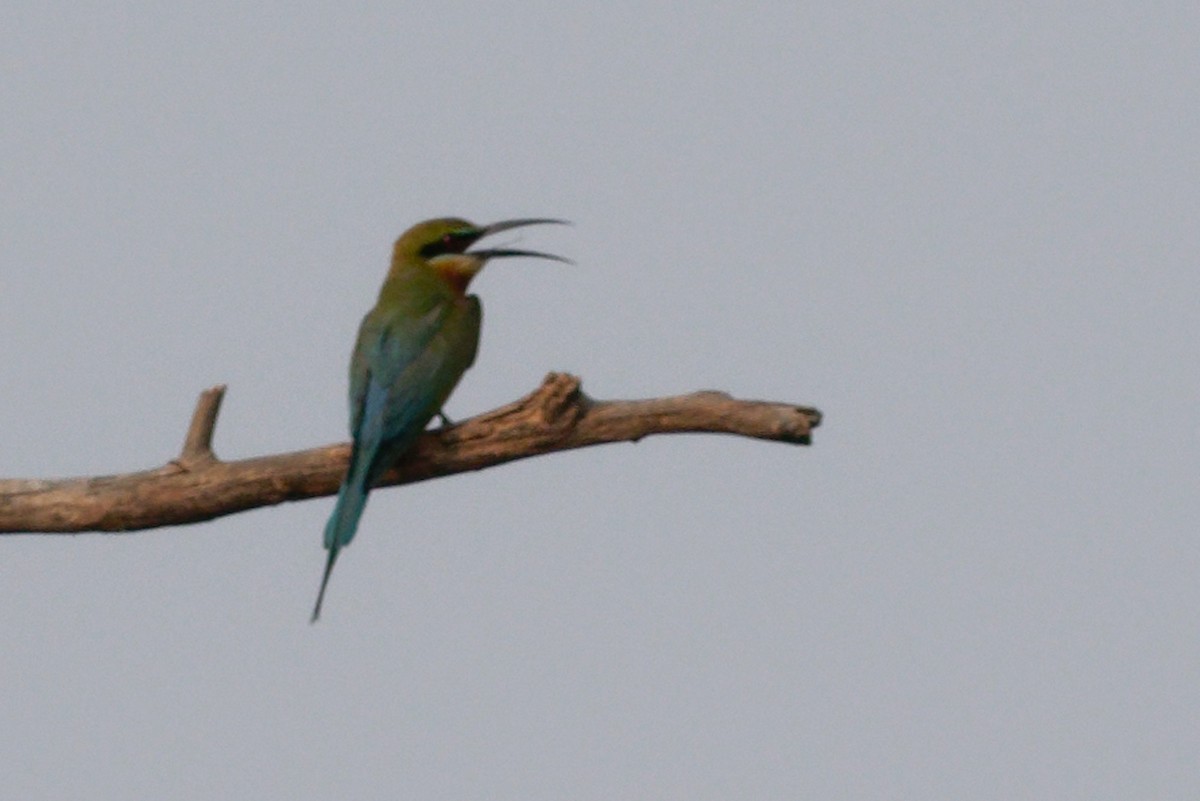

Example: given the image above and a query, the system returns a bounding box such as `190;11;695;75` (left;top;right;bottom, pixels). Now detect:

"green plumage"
312;217;567;622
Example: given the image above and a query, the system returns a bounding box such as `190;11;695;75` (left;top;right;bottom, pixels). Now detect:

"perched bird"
312;217;569;621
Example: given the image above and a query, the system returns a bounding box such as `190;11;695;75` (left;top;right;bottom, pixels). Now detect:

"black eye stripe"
420;229;477;259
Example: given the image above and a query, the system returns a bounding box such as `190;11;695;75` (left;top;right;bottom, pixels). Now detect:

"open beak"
468;218;572;263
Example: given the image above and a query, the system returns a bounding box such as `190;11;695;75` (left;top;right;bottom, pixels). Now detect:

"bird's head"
393;217;570;293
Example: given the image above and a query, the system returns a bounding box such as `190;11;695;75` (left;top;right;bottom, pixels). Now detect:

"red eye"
443;234;452;244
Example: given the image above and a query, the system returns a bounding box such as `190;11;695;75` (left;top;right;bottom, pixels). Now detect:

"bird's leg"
431;410;460;446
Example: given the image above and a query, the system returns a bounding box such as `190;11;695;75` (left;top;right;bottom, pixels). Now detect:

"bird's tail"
311;477;370;623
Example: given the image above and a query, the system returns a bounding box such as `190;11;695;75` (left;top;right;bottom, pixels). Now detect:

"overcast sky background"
2;3;1198;799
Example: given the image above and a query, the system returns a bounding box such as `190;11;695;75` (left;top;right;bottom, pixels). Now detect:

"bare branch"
0;373;820;534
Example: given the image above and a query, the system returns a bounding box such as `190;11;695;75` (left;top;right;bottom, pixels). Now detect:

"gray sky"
3;3;1198;798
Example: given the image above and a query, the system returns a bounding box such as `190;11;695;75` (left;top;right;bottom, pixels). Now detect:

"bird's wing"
350;297;480;487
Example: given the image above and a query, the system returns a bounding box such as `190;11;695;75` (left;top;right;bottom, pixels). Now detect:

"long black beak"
480;218;570;237
470;218;572;263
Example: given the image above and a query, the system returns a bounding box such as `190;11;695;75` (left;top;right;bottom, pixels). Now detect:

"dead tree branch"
0;373;821;534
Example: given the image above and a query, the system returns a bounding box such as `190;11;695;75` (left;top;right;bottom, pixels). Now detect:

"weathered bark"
0;373;821;534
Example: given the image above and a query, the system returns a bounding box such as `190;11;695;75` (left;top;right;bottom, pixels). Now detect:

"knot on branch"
441;372;588;449
503;372;588;447
532;372;588;428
